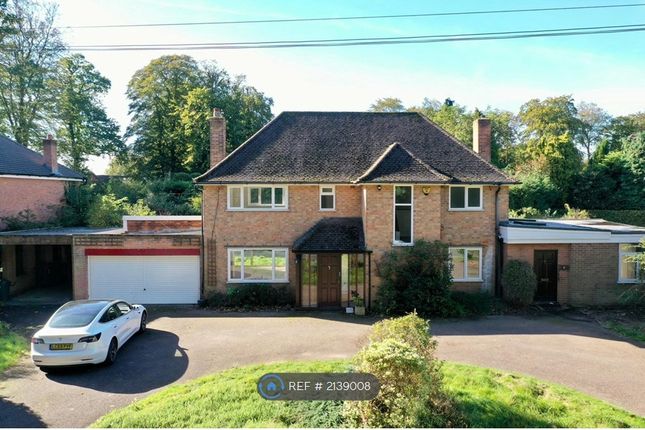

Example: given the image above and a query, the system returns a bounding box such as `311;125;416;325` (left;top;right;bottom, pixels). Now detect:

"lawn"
0;321;28;373
92;360;645;428
603;321;645;343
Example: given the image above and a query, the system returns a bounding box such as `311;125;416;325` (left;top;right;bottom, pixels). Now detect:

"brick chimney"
210;108;227;168
472;117;491;162
43;134;58;174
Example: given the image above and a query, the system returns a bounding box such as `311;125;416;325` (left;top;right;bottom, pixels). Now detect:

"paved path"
0;309;643;427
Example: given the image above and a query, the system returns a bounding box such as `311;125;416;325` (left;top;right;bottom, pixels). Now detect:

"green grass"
92;360;645;428
0;321;28;373
603;321;645;343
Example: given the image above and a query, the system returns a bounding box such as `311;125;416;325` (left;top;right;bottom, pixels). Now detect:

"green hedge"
588;210;645;227
206;284;293;307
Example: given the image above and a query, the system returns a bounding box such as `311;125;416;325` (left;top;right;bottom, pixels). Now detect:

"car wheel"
138;311;148;333
104;338;118;366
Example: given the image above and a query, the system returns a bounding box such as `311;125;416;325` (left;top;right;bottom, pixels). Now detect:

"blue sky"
55;0;645;172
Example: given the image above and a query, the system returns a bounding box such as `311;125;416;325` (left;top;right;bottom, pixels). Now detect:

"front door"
534;250;558;302
318;254;341;307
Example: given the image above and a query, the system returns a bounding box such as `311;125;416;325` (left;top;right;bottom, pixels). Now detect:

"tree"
51;54;122;171
411;98;474;146
0;0;65;146
369;97;405;112
604;112;645;152
517;95;582;189
576;101;611;162
126;55;273;177
482;108;518;168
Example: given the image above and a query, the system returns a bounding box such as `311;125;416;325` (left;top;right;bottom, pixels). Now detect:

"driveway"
0;309;643;427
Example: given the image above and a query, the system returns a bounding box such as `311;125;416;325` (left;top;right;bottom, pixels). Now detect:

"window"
227;185;287;210
393;186;413;245
228;248;288;282
15;245;24;276
320;186;335;210
449;247;482;281
619;244;642;283
449;186;482;210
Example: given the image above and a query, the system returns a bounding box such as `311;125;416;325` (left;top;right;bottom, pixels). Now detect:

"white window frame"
319;185;336;211
227;185;288;211
227;248;289;283
393;185;414;246
449;185;483;211
449;246;483;282
618;243;641;284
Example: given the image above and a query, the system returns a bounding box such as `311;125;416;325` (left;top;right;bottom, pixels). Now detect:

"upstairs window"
450;185;482;210
228;185;287;210
393;186;413;245
320;186;335;211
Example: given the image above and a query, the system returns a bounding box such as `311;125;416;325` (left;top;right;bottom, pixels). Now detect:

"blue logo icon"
258;374;285;400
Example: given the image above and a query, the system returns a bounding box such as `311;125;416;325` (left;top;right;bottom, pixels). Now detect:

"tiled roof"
196;111;516;185
0;135;84;180
293;217;366;252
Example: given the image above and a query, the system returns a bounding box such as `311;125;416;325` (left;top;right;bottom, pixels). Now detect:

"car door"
116;301;138;341
100;305;125;344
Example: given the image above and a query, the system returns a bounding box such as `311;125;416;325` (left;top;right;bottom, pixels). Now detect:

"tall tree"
576;101;611;162
127;55;273;176
517;95;582;188
126;55;202;175
604;112;645;152
369;97;405;112
51;54;122;171
0;0;64;146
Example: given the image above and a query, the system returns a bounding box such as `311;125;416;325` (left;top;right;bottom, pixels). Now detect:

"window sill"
320;208;336;212
227;208;289;212
453;278;483;283
617;279;641;284
448;208;484;212
392;241;414;247
228;279;290;284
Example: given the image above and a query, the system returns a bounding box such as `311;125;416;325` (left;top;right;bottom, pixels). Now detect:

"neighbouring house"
195;109;517;308
0;135;84;230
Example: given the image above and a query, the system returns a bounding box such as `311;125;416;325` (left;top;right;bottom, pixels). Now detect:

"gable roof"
293;217;366;253
195;111;516;185
0;135;84;180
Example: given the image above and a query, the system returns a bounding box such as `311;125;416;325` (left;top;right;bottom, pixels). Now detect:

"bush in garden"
206;284;293;308
375;240;453;317
343;313;463;428
501;260;538;307
450;291;495;316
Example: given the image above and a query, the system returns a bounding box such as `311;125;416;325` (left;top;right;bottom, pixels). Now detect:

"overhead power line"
61;3;645;29
63;23;645;51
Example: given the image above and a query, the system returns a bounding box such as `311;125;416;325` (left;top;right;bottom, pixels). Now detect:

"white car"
31;300;147;369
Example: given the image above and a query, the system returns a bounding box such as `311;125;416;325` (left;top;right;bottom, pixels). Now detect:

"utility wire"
61;3;645;29
62;23;645;51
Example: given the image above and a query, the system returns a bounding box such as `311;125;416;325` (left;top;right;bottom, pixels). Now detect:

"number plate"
49;343;73;351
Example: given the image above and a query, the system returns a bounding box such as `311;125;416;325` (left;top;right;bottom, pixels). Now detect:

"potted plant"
351;291;366;316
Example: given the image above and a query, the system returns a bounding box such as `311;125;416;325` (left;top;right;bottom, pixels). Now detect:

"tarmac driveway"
0;308;643;427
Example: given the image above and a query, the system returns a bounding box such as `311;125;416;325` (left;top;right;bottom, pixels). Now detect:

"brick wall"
202;185;362;298
0;177;68;230
72;235;201;300
504;243;571;303
569;243;632;305
126;219;202;232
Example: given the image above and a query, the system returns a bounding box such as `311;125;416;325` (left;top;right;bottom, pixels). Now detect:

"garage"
88;252;200;304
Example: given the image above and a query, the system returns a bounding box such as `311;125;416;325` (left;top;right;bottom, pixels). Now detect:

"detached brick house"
195;110;517;308
0;135;84;230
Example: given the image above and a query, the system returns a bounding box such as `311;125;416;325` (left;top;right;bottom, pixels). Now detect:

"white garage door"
89;255;200;304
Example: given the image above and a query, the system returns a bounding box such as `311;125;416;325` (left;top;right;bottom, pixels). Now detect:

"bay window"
228;248;288;282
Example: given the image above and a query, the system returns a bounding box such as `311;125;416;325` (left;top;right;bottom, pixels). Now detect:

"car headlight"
78;333;102;343
31;337;44;344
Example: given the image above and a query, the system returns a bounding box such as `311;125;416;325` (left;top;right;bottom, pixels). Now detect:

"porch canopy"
293;217;371;309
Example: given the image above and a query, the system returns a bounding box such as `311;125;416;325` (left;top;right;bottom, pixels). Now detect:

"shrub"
450;291;494;316
206;284;293;308
87;194;155;227
501;260;537;307
58;184;95;227
1;209;51;231
509;172;564;211
375;240;453;317
344;313;463;428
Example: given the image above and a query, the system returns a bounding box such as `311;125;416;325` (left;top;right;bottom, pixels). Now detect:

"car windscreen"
49;302;107;328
